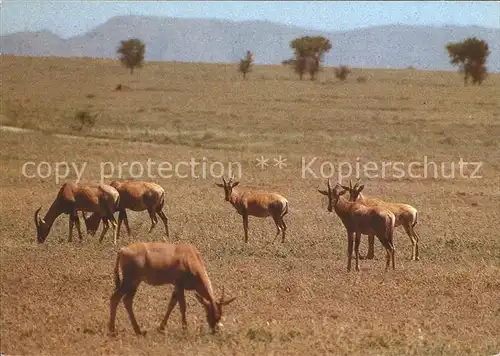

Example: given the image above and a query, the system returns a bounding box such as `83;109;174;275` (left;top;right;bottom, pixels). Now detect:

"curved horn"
222;177;226;185
218;285;236;305
34;207;42;228
327;179;331;191
194;292;209;307
353;178;361;190
220;296;237;306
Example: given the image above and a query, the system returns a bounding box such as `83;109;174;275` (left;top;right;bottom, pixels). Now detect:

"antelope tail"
281;200;289;218
159;191;165;209
113;252;121;290
101;195;119;224
114;195;121;213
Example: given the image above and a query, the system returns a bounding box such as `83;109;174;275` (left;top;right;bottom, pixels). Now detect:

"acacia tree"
290;36;332;80
238;50;253;79
446;37;490;85
117;38;145;74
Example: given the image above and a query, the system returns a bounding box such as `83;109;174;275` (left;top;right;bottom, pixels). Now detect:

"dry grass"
1;55;499;355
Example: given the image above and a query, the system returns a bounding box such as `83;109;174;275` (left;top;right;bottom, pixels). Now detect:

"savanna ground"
1;55;499;355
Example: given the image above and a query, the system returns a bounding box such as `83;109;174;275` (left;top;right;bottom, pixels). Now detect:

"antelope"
108;242;237;335
34;182;119;244
215;176;289;243
318;180;396;271
341;179;420;261
83;180;169;241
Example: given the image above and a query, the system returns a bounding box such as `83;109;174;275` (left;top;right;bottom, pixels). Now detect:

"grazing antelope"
318;180;396;271
83;180;169;241
341;179;420;261
34;182;119;244
215;176;289;243
108;242;237;335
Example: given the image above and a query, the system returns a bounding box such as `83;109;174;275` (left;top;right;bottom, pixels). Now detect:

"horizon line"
1;54;499;73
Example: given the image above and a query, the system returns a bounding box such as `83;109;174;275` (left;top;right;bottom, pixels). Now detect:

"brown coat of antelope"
34;182;119;244
108;242;237;335
83;180;169;241
318;180;396;271
215;176;289;243
341;179;421;261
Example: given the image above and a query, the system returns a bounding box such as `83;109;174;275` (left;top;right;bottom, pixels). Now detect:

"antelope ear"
231;181;239;188
220;296;237;306
357;185;365;193
194;293;209;307
318;189;328;196
340;185;350;191
215;183;224;188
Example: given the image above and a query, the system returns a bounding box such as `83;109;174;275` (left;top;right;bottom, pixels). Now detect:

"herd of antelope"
33;176;421;335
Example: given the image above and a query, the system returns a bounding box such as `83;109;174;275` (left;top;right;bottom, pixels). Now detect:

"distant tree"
238;50;253;79
335;65;351;81
446;37;490;85
290;36;332;80
117;38;145;75
281;58;295;66
292;55;322;81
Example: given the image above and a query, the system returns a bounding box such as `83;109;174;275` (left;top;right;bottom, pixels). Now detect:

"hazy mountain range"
1;15;499;71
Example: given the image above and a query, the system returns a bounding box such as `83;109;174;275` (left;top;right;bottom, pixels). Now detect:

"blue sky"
1;1;499;38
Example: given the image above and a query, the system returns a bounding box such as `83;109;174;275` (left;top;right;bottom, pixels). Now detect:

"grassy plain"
1;55;499;355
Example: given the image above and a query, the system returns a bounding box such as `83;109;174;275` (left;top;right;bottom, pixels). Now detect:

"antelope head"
34;207;50;243
194;286;237;333
341;178;365;202
318;179;347;212
82;212;101;236
215;175;239;202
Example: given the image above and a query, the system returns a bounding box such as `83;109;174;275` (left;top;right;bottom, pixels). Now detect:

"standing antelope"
341;179;421;261
215;176;289;243
34;182;119;244
318;180;396;271
108;242;237;335
83;180;169;241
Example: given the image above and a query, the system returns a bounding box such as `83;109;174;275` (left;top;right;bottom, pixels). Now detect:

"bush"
114;83;131;91
74;109;96;131
356;76;367;83
335;66;351;81
238;50;253;80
